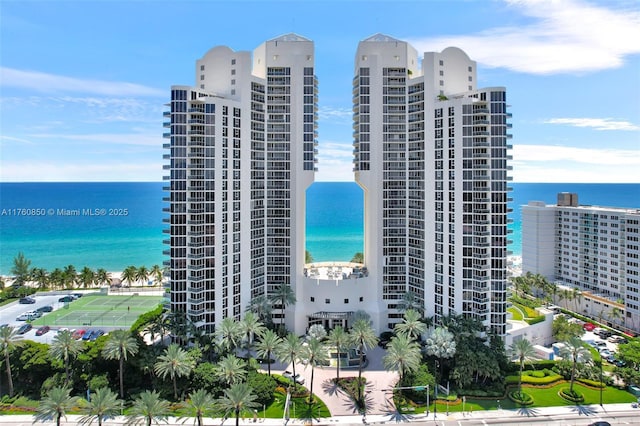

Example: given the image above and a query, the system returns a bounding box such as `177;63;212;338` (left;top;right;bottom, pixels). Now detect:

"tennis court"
31;294;163;328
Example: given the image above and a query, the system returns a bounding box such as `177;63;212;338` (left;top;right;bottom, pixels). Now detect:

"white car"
282;371;305;385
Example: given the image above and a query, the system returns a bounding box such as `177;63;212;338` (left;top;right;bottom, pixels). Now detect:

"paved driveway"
265;346;399;416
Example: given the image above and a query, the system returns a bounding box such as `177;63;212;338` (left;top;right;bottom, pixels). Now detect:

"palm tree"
301;337;329;405
125;390;170;426
144;313;169;346
240;311;266;356
246;295;273;325
95;269;112;287
136;266;150;285
269;282;296;333
0;325;23;397
327;325;349;380
255;329;282;376
348;319;378;407
78;387;123;426
79;267;95;289
121;265;138;287
276;333;304;387
382;334;421;383
216;382;259;426
308;324;327;341
609;307;623;326
49;268;65;291
10;252;31;286
560;336;592;394
49;329;85;385
154;343;194;400
31;267;49;290
102;329;139;398
351;252;364;263
180;389;215;426
397;291;423;314
150;264;163;287
424;327;457;385
63;264;78;289
572;287;583;312
215;354;247;385
394;309;427;341
508;338;536;397
34;386;79;426
214;317;243;355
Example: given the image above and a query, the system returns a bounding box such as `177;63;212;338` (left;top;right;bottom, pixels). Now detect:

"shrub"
577;378;605;389
505;373;562;386
246;371;277;406
508;390;534;406
129;304;163;333
525;316;546;325
559;387;584;403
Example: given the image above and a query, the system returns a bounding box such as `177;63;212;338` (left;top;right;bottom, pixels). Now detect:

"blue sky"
1;0;638;183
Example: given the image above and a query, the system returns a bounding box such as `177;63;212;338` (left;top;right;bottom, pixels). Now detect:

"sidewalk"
1;404;638;426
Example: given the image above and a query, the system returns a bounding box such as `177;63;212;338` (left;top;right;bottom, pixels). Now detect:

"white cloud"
409;0;640;74
0;67;165;97
318;106;352;121
27;132;161;147
0;135;33;144
316;140;355;181
512;144;640;182
545;118;640;131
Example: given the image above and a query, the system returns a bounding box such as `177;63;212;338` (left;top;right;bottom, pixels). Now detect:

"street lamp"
434;359;439;419
599;359;603;407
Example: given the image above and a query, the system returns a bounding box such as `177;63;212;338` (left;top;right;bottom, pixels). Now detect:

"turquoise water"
1;182;638;274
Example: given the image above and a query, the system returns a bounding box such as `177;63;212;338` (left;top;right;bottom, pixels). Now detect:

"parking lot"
0;292;93;344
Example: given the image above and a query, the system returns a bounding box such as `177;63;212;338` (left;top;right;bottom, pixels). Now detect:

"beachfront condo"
164;34;511;336
522;194;640;334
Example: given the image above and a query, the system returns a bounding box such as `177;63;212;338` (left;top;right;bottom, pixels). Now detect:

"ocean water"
1;182;638;274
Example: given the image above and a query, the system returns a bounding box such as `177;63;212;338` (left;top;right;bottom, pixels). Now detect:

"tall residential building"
165;34;511;337
163;34;317;332
351;34;511;335
522;194;640;333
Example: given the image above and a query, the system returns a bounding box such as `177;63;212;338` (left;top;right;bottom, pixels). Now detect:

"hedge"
506;373;562;386
577;378;605;389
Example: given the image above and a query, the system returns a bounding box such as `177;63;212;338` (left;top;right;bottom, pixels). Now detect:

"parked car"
16;312;39;321
36;326;51;336
17;324;32;334
36;305;53;313
596;329;612;339
90;330;104;341
282;371;305;384
82;330;95;341
588;421;611;426
594;340;607;348
72;293;83;299
72;329;86;340
583;322;595;331
58;296;73;303
19;297;36;304
599;349;612;358
608;335;627;344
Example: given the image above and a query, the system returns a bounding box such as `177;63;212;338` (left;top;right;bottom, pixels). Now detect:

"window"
200;65;205;71
325;298;330;304
344;299;349;304
310;297;315;302
359;297;364;302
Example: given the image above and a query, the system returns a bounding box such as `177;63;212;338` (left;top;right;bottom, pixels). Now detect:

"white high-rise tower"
352;34;511;334
164;34;317;332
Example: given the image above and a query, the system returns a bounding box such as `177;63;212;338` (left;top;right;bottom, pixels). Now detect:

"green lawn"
508;306;524;321
266;393;331;419
398;383;637;414
31;294;162;328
